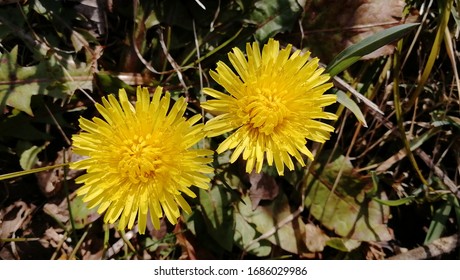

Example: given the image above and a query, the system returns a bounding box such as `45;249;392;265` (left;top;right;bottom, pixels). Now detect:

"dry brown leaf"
344;0;405;59
35;148;85;197
302;0;413;62
43;190;100;231
38;227;73;259
38;227;62;249
248;171;279;210
376;147;407;173
366;242;386;260
81;237;104;260
105;229;135;259
147;216;168;238
0;246;16;259
304;223;330;252
0;201;35;239
173;221;216;259
174;222;197;260
43;203;70;225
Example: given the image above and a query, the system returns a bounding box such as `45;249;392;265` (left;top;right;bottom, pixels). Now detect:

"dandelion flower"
71;86;213;234
202;39;337;175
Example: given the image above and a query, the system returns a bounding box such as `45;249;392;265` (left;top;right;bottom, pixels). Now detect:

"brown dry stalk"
387;234;459;260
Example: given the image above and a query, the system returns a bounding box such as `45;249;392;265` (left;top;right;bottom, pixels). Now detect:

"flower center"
118;134;164;184
238;88;289;135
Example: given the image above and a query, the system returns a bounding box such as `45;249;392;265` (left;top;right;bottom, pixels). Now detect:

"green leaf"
373;196;416;206
0;46;92;115
95;73;135;95
248;0;302;41
370;171;416;206
199;186;234;251
18;143;46;171
233;211;272;257
326;238;361;252
424;197;453;244
70;195;99;230
237;192;306;254
326;23;419;76
336;90;368;127
304;153;392;242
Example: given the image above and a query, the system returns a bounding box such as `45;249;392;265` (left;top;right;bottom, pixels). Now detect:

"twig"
387;234;459;260
194;0;206;10
158;29;188;92
192;19;203;95
401;0;432;68
416;149;460;199
209;0;220;32
51;231;69;260
0;237;39;242
45;104;71;145
105;228;136;259
68;224;91;260
314;59;384;117
131;0;182;76
0;163;69;181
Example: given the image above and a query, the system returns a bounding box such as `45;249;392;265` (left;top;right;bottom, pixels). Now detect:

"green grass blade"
336;90;367;127
424;199;452;244
326;23;419;77
0;162;69;181
373;196;416;207
393;40;429;187
451;195;460;258
405;0;452;110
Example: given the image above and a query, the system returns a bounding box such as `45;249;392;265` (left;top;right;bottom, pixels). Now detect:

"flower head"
202;39;337;175
71;87;213;234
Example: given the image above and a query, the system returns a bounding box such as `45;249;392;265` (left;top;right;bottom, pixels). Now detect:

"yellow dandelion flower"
202;39;337;175
71;86;213;234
